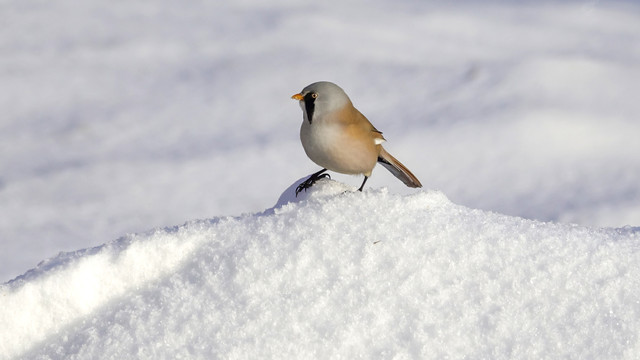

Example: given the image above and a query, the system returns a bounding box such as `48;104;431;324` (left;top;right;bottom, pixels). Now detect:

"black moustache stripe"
304;93;316;124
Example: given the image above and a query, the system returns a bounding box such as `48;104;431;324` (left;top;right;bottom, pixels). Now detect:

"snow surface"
2;0;640;281
2;180;640;359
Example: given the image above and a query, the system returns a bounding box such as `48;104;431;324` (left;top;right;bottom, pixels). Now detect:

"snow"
2;180;640;359
1;0;640;357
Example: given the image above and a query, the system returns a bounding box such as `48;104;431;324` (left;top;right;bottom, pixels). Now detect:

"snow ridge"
2;180;640;359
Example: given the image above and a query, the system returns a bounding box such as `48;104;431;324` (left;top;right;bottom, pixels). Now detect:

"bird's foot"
295;172;331;197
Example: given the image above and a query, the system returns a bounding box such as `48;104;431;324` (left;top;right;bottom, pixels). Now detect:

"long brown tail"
377;147;422;188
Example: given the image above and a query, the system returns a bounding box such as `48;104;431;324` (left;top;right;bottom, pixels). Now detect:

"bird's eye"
311;93;318;99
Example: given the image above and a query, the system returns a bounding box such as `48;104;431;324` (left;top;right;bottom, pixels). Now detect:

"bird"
291;81;422;196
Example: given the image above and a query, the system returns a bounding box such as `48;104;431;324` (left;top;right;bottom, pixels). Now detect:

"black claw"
295;177;318;196
295;184;308;197
295;169;329;197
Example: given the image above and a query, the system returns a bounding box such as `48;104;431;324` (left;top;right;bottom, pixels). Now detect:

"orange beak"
291;93;304;101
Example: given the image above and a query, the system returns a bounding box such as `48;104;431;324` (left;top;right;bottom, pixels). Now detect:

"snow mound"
2;181;640;359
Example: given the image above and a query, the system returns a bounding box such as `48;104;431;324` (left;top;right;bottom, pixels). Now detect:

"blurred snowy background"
1;0;639;281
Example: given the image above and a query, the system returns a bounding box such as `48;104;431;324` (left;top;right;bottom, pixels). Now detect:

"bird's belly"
300;122;377;175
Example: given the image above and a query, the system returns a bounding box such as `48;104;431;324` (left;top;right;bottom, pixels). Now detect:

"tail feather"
377;147;422;188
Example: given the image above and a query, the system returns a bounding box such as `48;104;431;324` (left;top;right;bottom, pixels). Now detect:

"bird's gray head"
292;81;352;124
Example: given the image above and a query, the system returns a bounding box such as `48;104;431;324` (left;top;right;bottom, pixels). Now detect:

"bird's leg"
296;168;330;196
357;176;369;192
